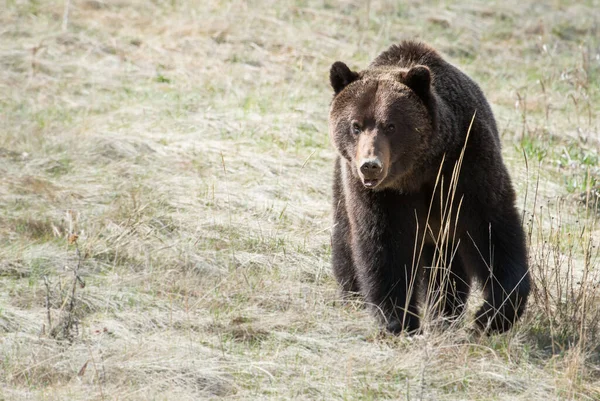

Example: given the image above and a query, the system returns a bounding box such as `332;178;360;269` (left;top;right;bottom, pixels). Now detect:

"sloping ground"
1;1;599;400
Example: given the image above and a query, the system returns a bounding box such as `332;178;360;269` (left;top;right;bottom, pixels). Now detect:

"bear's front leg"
332;157;361;296
348;195;422;334
352;233;421;334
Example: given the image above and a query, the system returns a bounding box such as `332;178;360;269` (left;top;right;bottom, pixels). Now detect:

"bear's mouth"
362;178;380;188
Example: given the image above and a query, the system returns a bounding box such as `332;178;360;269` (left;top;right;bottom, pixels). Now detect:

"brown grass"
1;0;599;400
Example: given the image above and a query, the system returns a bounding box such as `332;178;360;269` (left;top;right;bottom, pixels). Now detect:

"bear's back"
369;41;499;145
369;41;443;70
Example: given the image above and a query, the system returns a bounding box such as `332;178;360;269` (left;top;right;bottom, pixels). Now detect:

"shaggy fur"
329;40;530;334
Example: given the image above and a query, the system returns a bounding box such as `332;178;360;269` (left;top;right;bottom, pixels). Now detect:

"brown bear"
329;40;530;334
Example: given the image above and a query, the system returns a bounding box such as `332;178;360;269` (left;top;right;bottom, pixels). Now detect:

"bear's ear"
403;65;431;101
330;61;359;94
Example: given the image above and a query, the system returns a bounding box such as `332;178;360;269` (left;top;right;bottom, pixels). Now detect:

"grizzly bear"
329;40;530;334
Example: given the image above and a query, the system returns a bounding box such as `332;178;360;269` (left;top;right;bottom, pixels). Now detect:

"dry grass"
1;0;599;399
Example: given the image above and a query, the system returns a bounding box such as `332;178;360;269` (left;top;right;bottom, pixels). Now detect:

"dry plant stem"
52;240;85;341
421;112;475;320
43;276;52;329
62;0;70;32
87;345;106;401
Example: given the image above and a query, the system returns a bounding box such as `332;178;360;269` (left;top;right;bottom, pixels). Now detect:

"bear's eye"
386;124;395;133
351;122;361;135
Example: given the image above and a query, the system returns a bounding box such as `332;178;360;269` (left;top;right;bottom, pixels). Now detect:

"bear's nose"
360;158;383;176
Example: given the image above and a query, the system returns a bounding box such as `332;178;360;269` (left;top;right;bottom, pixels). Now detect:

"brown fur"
329;40;530;334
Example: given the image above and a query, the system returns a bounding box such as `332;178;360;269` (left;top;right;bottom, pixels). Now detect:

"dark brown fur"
329;41;530;334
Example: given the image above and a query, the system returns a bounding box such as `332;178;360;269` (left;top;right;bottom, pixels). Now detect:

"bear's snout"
360;158;382;175
355;131;390;189
358;158;385;188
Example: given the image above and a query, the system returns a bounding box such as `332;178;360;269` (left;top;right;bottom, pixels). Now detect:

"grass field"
1;0;600;399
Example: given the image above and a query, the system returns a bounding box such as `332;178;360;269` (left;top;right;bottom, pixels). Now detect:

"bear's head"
328;62;435;190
